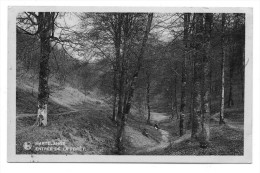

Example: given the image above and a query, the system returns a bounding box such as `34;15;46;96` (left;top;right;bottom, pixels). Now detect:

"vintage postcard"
8;6;252;163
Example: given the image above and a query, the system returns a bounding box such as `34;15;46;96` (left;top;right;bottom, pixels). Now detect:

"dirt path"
141;128;169;153
125;126;157;149
150;112;169;122
128;112;171;154
129;112;193;154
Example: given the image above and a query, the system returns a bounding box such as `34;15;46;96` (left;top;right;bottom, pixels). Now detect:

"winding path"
129;112;171;154
129;112;192;154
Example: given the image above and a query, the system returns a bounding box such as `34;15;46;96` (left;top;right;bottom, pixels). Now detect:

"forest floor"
16;78;244;155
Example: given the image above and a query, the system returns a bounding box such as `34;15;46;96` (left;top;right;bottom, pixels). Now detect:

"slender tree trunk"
228;67;234;107
174;72;178;119
171;93;175;119
36;12;55;126
191;14;203;139
219;13;226;125
241;44;245;102
112;14;125;154
209;58;212;114
115;61;125;154
227;45;234;107
112;67;118;122
191;50;196;138
146;72;151;124
188;51;194;130
191;51;202;139
234;14;245;103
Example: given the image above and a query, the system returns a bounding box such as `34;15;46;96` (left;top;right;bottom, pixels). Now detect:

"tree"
145;70;151;124
36;13;58;126
191;13;204;139
112;64;118;122
116;13;153;154
227;44;234;108
219;13;226;125
179;13;190;136
191;13;212;147
17;12;58;126
200;13;213;146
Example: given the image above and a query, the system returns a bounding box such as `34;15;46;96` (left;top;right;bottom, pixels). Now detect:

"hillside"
16;73;117;154
16;73;165;155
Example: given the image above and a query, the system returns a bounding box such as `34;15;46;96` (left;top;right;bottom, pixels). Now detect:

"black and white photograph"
7;6;252;163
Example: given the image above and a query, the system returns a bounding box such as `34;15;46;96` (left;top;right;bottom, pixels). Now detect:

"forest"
16;12;245;155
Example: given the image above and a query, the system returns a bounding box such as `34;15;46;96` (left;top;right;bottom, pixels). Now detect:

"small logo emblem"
23;142;32;150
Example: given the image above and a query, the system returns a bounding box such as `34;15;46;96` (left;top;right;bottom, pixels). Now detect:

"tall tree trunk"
234;13;245;103
187;51;193;130
36;12;55;126
179;13;190;136
241;46;245;102
219;13;226;125
199;13;213;146
112;14;125;154
112;67;118;122
174;71;178;119
146;72;151;124
115;65;125;154
170;89;175;119
115;60;125;154
191;13;211;145
228;51;234;108
209;57;212;114
191;50;197;138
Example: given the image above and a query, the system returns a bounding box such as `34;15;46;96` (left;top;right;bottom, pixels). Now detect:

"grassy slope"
16;79;117;155
16;88;71;114
16;108;117;155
